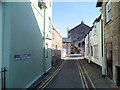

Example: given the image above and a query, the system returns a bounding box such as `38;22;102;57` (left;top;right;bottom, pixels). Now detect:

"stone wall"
102;2;120;84
52;26;62;66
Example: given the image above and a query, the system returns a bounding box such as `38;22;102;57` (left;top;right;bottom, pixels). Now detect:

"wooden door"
106;43;113;80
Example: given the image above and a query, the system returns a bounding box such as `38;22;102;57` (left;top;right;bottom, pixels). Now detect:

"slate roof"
68;21;91;41
69;21;90;32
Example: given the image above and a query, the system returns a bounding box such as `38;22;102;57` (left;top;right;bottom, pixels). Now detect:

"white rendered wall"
0;2;2;89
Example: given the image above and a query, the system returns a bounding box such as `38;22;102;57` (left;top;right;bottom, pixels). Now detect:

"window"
52;32;54;39
49;17;51;32
91;46;93;56
78;43;81;47
45;43;48;58
55;45;57;49
52;44;54;49
49;0;51;7
106;0;112;23
93;45;98;59
82;41;85;46
93;23;98;35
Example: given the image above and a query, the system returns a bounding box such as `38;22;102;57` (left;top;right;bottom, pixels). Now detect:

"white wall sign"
14;54;31;61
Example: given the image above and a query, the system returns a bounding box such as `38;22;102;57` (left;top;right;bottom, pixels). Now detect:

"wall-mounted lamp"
38;0;47;9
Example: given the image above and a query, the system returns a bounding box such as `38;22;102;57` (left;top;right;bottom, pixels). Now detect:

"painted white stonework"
0;2;2;89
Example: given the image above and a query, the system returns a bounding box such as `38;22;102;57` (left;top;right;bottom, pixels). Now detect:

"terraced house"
0;0;52;88
84;15;106;76
52;25;62;66
96;0;120;86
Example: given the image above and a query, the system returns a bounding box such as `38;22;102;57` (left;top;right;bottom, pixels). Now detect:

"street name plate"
14;54;31;61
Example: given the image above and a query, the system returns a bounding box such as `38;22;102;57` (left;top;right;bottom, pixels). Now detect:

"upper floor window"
49;0;51;7
106;0;112;23
49;17;51;33
45;43;48;58
93;22;98;36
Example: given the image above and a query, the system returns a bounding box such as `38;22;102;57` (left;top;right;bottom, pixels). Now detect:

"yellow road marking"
77;61;85;89
78;61;89;89
39;61;65;89
79;60;96;89
77;60;89;90
42;62;64;88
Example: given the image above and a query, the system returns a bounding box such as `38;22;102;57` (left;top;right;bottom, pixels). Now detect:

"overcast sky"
52;2;101;37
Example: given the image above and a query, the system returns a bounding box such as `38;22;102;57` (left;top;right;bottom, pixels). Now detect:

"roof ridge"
69;22;90;32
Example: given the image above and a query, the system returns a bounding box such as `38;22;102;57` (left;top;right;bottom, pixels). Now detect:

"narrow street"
37;54;113;89
45;56;85;88
0;1;120;89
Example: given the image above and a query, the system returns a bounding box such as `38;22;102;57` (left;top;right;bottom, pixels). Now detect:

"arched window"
82;41;85;46
78;43;81;47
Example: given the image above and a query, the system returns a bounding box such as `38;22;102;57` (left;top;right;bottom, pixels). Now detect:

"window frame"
45;43;48;58
93;44;98;59
105;0;112;23
49;17;51;33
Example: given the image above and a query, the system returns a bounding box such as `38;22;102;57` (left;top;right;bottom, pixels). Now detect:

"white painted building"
84;15;105;75
0;0;52;88
91;15;103;66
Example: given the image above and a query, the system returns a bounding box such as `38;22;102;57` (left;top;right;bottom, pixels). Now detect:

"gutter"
96;0;103;7
38;1;47;73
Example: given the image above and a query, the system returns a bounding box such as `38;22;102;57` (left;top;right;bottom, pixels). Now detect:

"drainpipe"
43;6;46;73
101;18;106;76
43;5;47;74
38;1;47;73
88;33;91;64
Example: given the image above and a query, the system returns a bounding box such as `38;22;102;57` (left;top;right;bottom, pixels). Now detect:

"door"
106;43;113;80
116;66;120;86
0;2;2;89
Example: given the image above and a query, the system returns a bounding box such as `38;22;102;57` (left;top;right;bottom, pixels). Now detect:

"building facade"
84;15;106;75
96;1;120;86
0;0;52;88
68;21;90;54
52;25;62;66
0;3;2;89
85;33;89;60
62;38;71;57
91;15;103;67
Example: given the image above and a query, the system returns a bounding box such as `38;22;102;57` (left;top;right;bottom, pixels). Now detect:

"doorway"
116;66;120;86
106;43;113;80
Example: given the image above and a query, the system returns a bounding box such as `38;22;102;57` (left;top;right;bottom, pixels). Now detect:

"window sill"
105;19;111;25
93;57;99;59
